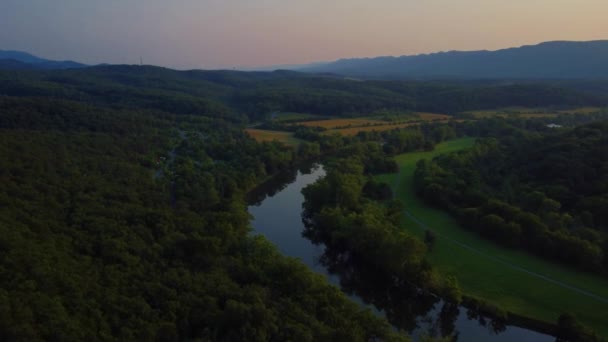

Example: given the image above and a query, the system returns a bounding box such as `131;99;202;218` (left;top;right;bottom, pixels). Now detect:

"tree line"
2;66;607;123
414;121;608;274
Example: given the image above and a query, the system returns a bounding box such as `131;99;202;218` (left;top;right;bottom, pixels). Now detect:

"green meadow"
377;138;608;336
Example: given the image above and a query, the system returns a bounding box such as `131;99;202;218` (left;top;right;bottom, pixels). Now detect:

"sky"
1;0;607;69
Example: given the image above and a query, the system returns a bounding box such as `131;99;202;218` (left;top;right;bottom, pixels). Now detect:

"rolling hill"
297;40;608;80
0;50;86;70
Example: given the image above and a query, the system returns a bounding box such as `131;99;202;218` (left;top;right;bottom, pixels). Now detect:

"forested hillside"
415;121;608;273
0;85;404;340
1;66;606;121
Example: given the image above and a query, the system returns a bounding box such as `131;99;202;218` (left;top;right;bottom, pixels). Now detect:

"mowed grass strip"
244;129;301;147
376;138;608;336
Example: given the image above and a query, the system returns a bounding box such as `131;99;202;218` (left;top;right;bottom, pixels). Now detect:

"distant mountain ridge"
0;50;86;70
296;40;608;80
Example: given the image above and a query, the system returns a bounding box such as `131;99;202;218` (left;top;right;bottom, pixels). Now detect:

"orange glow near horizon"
1;0;607;69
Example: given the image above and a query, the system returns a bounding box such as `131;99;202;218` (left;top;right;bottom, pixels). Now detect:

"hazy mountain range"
293;40;608;80
2;40;608;79
0;50;86;70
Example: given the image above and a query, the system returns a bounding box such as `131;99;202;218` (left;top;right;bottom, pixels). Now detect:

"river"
247;163;554;342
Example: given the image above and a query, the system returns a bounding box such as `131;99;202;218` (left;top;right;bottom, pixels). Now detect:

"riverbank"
249;163;556;341
376;138;608;337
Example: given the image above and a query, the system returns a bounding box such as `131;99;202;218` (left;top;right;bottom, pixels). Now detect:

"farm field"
360;112;451;122
323;122;418;135
244;128;301;147
376;138;608;336
247;113;456;143
293;118;385;129
323;120;456;136
292;112;452;130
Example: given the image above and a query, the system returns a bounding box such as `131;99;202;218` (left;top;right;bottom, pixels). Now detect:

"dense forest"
0;82;406;340
1;66;607;122
415;121;608;274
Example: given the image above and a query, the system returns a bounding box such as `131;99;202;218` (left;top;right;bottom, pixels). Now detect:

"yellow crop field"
323;123;418;136
292;113;450;129
244;129;300;146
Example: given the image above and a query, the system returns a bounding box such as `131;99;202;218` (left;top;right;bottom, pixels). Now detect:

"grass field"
376;138;608;336
244;128;301;147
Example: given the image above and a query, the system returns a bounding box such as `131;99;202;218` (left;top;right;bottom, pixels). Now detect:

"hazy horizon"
1;0;607;69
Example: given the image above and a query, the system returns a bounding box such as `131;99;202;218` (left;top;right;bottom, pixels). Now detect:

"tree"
424;230;437;252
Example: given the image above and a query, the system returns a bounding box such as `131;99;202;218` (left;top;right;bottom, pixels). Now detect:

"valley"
1;63;607;341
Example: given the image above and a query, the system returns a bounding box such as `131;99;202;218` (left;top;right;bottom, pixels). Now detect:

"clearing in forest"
244;129;301;147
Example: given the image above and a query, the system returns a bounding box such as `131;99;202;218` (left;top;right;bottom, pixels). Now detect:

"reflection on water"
248;164;554;341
